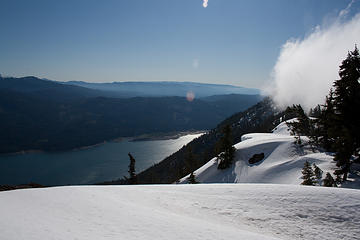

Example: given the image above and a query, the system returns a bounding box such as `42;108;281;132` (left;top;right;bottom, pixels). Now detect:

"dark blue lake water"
0;133;202;186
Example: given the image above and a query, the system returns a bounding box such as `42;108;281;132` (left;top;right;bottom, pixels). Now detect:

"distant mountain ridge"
0;76;117;101
0;76;263;153
65;81;260;98
1;76;261;99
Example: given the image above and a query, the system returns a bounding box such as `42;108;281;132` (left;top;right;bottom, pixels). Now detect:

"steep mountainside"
179;120;359;187
133;98;294;184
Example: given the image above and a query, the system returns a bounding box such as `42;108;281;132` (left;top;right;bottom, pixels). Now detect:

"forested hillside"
0;76;261;153
118;98;296;184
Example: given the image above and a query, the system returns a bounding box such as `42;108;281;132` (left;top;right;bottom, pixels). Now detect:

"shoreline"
0;149;44;156
0;131;207;156
130;131;206;142
73;141;108;151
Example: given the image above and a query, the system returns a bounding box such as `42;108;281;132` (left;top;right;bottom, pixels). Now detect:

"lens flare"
203;0;208;8
186;91;195;102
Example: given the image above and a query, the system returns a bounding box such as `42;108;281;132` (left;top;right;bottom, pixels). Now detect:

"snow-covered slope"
1;184;359;240
2;120;359;240
181;120;336;185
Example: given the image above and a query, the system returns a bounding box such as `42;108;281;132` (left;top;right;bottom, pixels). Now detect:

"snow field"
0;184;359;240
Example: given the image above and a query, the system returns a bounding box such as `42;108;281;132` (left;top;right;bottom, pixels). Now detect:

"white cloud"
340;0;355;18
264;11;360;111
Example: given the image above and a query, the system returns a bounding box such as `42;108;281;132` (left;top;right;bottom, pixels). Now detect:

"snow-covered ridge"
1;185;359;240
180;119;336;185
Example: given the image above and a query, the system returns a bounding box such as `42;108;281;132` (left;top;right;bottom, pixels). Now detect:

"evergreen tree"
309;105;322;118
334;170;343;185
127;153;137;184
315;89;336;151
184;146;198;183
217;125;236;169
185;146;195;171
301;161;315;185
323;172;336;187
313;163;323;186
287;105;311;145
330;46;360;181
187;172;198;184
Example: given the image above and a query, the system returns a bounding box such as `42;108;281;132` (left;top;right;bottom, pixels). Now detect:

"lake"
0;133;203;186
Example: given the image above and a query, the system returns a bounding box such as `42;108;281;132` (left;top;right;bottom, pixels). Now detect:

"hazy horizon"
0;74;263;90
1;0;358;89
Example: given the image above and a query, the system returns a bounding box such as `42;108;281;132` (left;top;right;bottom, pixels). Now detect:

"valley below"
0;132;203;186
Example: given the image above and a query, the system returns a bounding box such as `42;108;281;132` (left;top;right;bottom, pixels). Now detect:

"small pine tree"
315;89;336;151
309;105;322;118
183;146;199;184
301;161;315;185
187;172;198;184
334;170;343;185
323;172;336;187
287;105;311;145
184;146;195;173
217;125;236;169
127;153;137;184
313;163;323;186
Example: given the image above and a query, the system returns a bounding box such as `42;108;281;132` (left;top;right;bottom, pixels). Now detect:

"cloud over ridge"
265;9;360;111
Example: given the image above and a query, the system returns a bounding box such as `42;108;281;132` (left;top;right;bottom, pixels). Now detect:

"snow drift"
181;120;336;185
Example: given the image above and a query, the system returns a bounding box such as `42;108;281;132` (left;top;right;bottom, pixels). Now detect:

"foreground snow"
1;184;359;240
181;120;338;185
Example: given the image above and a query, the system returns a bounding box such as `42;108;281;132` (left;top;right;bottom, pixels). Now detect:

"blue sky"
0;0;355;87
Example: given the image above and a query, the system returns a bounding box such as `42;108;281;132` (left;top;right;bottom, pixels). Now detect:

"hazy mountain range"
65;80;260;98
0;76;262;153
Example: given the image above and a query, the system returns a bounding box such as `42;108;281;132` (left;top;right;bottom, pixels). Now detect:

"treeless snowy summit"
0;184;359;240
